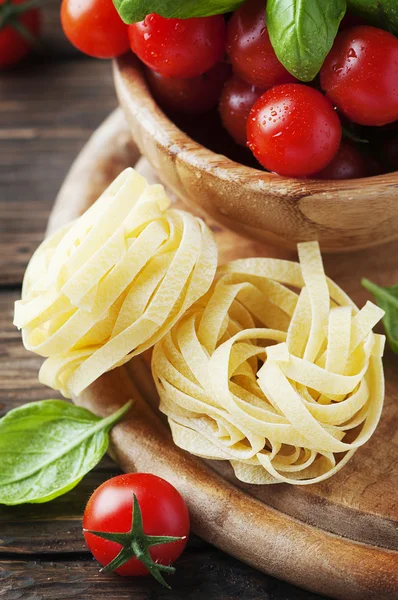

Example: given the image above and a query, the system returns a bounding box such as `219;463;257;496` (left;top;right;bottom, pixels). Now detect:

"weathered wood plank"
0;0;116;285
0;291;59;409
0;456;118;554
0;553;323;600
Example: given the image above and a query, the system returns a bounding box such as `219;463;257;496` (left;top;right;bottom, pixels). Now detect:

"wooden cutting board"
47;108;398;600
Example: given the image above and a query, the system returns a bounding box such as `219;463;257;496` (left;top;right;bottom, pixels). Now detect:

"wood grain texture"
0;553;324;600
114;55;398;253
44;110;398;600
0;12;117;285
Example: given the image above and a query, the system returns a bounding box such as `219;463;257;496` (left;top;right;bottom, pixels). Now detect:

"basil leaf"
267;0;347;81
114;0;244;24
347;0;398;36
362;279;398;354
0;399;132;505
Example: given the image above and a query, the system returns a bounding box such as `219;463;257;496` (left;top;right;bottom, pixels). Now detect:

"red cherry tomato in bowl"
219;75;265;146
313;140;367;179
83;473;189;582
226;0;295;88
247;84;342;177
0;0;40;68
380;135;398;172
128;14;226;78
146;62;230;115
320;26;398;126
61;0;130;59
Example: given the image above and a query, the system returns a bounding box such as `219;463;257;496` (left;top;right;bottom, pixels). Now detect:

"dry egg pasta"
152;242;385;485
14;168;218;398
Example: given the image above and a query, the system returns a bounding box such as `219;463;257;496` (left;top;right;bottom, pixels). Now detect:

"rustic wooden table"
0;4;325;598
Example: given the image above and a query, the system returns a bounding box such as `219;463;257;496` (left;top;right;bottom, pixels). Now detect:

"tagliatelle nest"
152;242;385;485
14;168;218;398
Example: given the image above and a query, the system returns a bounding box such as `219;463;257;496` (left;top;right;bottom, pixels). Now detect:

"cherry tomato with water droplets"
129;14;226;79
226;0;295;88
247;84;342;177
219;75;266;146
61;0;129;59
321;26;398;126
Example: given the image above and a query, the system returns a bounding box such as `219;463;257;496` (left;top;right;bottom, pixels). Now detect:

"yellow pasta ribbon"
14;168;218;398
152;242;385;485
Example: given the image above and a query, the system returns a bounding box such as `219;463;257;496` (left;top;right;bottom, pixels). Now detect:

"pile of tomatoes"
60;0;398;179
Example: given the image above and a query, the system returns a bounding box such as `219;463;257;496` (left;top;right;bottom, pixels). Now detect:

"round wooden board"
48;108;398;600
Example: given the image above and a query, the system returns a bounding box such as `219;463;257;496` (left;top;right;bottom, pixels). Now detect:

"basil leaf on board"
266;0;347;81
347;0;398;36
114;0;244;24
362;279;398;354
0;399;133;505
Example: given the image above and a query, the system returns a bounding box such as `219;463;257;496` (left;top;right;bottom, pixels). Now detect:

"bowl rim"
114;53;398;195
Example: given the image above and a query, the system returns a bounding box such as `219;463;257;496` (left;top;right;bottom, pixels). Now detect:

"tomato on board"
321;26;398;126
226;0;295;88
60;0;129;59
83;473;190;587
146;62;230;115
219;75;265;146
128;13;226;78
0;0;40;68
247;84;342;177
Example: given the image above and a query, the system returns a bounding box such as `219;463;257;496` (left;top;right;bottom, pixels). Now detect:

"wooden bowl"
114;55;398;253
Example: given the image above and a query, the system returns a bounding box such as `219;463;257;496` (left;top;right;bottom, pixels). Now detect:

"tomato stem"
342;126;369;145
84;493;185;589
0;0;46;32
10;0;46;14
9;18;36;44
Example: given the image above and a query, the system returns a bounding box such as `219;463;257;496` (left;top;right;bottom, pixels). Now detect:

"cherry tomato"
226;0;295;88
83;473;189;579
247;84;342;177
321;26;398;126
146;62;230;115
339;11;366;30
129;14;226;79
314;141;367;179
61;0;130;59
219;75;265;146
382;136;398;171
365;154;384;176
0;0;40;68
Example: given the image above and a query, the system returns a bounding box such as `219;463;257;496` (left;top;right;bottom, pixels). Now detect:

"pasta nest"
14;168;218;398
152;242;385;485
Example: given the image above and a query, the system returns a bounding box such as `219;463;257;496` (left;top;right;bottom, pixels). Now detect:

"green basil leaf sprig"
348;0;398;36
0;399;133;505
362;279;398;354
114;0;244;24
266;0;347;81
